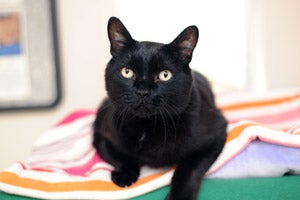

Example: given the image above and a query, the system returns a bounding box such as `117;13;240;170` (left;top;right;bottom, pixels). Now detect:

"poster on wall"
0;1;31;102
0;0;61;110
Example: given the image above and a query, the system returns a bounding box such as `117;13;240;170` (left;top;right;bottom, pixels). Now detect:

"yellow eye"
158;70;173;81
121;67;134;79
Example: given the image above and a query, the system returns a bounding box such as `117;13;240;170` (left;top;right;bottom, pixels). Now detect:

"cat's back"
192;70;215;104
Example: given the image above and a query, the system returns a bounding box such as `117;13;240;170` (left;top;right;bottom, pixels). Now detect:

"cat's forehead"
127;41;174;75
131;41;168;66
136;42;165;57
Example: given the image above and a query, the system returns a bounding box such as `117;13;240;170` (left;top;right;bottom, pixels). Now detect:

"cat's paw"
111;168;139;187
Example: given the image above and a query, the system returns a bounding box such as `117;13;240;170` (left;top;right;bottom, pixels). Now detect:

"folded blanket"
219;89;300;130
0;90;300;200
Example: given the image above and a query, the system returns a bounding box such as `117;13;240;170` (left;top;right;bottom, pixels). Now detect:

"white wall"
113;0;248;90
263;0;300;89
247;0;300;91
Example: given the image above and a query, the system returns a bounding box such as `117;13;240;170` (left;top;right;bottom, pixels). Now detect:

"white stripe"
28;150;96;169
28;135;93;165
33;116;95;147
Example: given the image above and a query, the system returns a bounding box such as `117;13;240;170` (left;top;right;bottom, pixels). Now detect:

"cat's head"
105;17;198;118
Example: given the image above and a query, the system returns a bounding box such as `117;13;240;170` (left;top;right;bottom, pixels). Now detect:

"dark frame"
0;0;61;111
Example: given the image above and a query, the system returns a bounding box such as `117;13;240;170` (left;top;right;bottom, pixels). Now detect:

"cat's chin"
130;106;156;118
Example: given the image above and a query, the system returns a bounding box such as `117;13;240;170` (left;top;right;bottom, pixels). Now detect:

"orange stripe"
225;123;256;143
0;170;169;192
220;93;300;112
294;131;300;135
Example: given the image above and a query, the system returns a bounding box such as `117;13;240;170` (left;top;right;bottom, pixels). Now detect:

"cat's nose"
136;89;150;98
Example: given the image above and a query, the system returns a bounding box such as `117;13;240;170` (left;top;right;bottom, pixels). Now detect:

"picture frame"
0;0;61;111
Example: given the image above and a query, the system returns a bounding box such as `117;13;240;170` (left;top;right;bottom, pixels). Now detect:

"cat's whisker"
166;99;186;116
96;101;113;113
163;107;177;142
154;111;158;129
158;110;168;147
115;106;129;132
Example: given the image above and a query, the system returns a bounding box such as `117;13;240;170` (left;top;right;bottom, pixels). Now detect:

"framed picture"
0;0;61;110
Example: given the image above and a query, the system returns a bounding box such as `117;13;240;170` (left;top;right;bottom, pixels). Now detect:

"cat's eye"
158;70;173;82
121;67;135;79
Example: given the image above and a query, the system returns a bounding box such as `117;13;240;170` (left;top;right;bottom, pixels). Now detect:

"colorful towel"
0;89;300;199
219;89;300;130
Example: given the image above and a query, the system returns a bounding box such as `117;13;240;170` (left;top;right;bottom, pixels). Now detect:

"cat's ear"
168;26;199;63
107;17;135;56
107;17;134;56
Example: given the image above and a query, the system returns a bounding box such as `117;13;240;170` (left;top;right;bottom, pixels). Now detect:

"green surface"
1;176;300;200
132;176;300;200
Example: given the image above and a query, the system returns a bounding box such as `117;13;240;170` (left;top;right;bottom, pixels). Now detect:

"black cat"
93;17;227;200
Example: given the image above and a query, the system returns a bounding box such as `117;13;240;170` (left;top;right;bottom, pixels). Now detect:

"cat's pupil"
163;71;168;77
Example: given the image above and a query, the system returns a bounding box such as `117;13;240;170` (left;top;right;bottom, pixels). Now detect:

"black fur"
93;17;227;200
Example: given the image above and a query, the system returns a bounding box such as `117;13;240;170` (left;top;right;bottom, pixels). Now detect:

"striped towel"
0;89;300;199
219;89;300;130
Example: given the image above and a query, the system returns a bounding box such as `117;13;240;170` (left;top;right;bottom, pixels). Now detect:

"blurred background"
0;0;300;169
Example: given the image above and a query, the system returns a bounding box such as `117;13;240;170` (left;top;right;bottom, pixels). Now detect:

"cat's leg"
93;101;140;187
166;141;224;200
95;139;140;187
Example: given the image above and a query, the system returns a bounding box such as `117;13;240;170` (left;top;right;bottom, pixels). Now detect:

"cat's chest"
121;121;187;166
137;131;180;166
123;126;172;148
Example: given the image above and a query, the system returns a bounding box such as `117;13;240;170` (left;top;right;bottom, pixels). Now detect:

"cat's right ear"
168;25;199;63
107;17;135;56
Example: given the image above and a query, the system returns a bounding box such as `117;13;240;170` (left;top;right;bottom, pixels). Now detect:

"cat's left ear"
168;26;199;63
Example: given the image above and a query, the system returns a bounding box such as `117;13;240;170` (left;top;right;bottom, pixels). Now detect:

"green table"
1;176;300;200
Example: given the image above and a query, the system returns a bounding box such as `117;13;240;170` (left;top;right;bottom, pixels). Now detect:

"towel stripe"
225;122;257;143
0;170;170;192
220;93;300;111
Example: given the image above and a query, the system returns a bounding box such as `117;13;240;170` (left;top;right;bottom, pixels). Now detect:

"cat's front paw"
111;168;139;187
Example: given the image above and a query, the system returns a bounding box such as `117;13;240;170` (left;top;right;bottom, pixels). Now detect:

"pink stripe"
55;110;96;127
17;161;27;170
84;166;113;176
227;106;300;125
30;167;55;173
64;152;103;176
